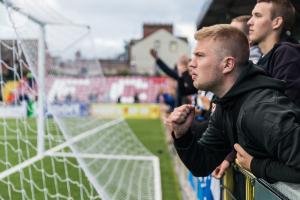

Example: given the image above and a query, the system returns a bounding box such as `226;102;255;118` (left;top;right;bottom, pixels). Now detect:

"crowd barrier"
0;103;27;118
168;141;300;200
0;102;161;119
90;103;161;119
49;103;88;117
222;162;300;200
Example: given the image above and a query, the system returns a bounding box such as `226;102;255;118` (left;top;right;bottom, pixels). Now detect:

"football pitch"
0;118;181;200
127;119;182;200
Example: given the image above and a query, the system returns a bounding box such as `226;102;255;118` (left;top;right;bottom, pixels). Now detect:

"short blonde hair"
194;24;249;65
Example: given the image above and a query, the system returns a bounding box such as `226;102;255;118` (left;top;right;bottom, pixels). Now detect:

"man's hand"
150;49;158;59
165;104;195;139
212;160;230;179
234;143;253;171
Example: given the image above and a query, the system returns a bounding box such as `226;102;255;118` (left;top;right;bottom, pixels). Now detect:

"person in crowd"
230;15;262;64
166;24;300;183
0;88;2;102
193;91;214;122
7;91;16;104
212;15;263;179
133;93;140;103
2;59;14;81
248;0;300;107
116;96;122;104
150;49;197;106
213;0;300;179
156;87;176;113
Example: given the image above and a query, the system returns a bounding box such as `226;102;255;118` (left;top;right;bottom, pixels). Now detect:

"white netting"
0;0;161;199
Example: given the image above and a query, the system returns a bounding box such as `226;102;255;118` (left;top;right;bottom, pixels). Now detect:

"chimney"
143;23;173;38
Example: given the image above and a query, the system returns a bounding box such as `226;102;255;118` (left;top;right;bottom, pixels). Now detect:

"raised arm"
150;49;179;80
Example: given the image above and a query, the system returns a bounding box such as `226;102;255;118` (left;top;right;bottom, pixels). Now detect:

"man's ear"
272;16;283;30
222;57;236;74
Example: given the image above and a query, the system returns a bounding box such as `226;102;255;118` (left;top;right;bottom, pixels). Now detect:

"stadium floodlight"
0;0;162;200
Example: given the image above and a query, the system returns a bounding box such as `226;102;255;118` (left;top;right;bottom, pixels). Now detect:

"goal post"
0;1;162;199
37;23;45;155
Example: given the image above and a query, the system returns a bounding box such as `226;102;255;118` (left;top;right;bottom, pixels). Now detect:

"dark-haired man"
248;0;300;106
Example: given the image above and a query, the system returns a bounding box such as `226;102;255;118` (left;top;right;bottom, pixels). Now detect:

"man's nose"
188;59;196;69
247;17;253;26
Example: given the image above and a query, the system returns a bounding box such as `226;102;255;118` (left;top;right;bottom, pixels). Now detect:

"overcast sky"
1;0;211;58
45;0;211;58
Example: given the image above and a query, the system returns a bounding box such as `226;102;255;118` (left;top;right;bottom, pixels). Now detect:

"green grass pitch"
0;118;181;200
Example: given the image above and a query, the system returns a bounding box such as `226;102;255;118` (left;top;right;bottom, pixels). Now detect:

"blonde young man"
212;15;263;179
213;0;300;180
166;24;300;183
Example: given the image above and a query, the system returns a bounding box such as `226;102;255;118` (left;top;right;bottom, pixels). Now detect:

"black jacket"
257;42;300;107
174;62;300;183
156;59;197;106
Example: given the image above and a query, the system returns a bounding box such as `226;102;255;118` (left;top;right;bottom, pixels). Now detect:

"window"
169;41;178;52
153;40;161;50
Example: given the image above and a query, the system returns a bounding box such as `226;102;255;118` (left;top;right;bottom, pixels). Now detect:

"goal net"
0;0;161;199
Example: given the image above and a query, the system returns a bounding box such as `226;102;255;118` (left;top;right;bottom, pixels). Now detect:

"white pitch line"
48;152;156;161
0;135;64;140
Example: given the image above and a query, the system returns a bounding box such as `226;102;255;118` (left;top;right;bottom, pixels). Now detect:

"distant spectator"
18;92;29;104
7;91;16;105
53;95;60;104
193;91;214;122
156;88;175;113
88;93;98;103
65;93;73;104
26;71;35;88
2;59;14;81
117;96;122;104
0;87;3;102
133;93;140;103
150;49;197;106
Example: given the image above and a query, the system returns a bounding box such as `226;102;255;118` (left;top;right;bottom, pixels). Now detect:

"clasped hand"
165;104;195;138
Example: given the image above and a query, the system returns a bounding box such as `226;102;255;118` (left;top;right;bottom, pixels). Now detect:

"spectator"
7;91;16;105
166;24;300;183
53;95;60;104
133;93;140;103
65;93;73;104
213;2;300;178
248;0;300;107
212;15;264;179
88;93;98;103
193;91;213;122
156;88;175;113
117;96;122;104
230;15;262;64
150;49;197;106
